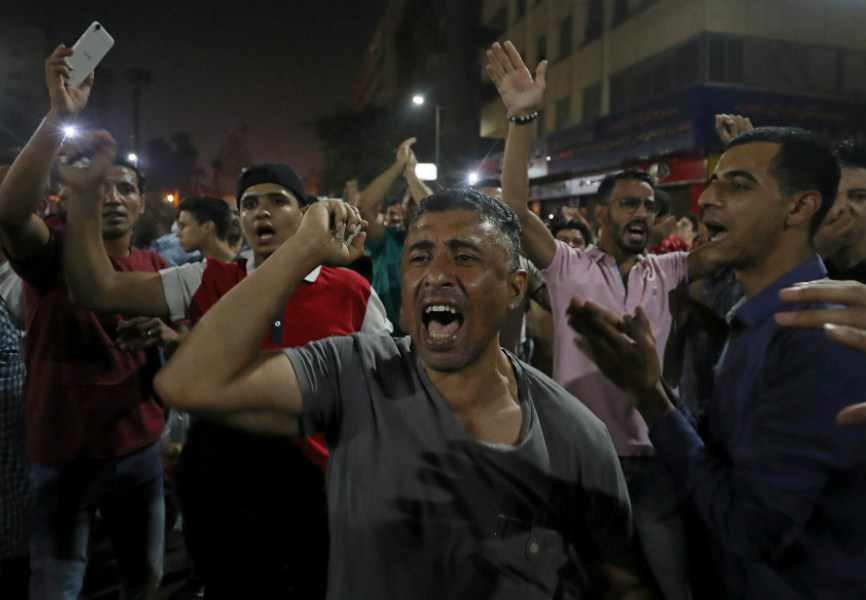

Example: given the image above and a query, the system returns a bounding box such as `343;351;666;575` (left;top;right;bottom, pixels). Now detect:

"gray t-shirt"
285;334;634;600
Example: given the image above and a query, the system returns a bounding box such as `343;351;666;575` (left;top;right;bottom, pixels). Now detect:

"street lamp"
411;94;441;171
127;153;138;164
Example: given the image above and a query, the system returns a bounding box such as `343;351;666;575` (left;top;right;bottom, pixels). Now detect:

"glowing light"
415;163;437;181
127;153;138;164
548;214;555;219
468;172;479;185
63;126;78;138
166;194;175;203
412;95;425;105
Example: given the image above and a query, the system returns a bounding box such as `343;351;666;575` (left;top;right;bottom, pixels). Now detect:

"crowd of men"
0;39;863;600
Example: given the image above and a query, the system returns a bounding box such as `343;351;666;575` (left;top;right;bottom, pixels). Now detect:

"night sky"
6;1;388;177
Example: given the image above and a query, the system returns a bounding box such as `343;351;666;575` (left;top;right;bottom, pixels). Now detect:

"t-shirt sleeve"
362;287;394;334
8;227;62;292
283;335;357;439
539;240;592;286
159;260;206;323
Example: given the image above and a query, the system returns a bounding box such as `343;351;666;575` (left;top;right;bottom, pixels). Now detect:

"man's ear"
506;269;528;311
785;189;821;230
202;220;215;235
139;193;147;215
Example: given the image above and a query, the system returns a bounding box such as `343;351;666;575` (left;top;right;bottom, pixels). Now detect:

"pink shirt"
541;241;688;455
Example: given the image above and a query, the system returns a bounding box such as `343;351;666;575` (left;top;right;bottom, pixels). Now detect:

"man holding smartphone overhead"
0;43;167;599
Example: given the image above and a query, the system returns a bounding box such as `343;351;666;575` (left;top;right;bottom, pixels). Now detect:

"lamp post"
411;95;441;170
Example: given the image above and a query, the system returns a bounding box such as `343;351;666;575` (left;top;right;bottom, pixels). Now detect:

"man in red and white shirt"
62;152;390;598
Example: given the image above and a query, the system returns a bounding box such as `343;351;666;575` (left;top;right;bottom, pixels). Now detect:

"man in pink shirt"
487;41;719;599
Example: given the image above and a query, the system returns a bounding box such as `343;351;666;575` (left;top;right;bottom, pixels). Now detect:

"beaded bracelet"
506;111;539;125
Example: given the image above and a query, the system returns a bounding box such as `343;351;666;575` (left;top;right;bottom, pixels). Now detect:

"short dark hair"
549;218;594;246
178;196;232;240
407;189;522;272
836;138;866;170
596;169;654;206
113;157;146;193
728;127;840;237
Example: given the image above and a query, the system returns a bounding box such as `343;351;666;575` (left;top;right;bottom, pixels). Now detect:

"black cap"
236;163;308;209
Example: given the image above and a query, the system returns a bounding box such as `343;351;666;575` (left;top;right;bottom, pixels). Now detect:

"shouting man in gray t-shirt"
148;181;648;597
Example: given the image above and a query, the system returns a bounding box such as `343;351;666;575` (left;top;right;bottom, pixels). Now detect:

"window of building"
537;35;547;63
612;0;657;26
582;83;601;122
559;16;573;59
514;0;527;21
487;6;507;31
674;38;702;87
555;96;571;129
708;35;744;84
585;0;603;43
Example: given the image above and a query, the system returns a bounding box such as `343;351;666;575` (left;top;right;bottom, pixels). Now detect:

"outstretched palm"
486;41;547;117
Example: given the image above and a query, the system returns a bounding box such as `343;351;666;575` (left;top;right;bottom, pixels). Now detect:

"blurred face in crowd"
101;165;145;240
384;203;404;231
555;226;586;249
819;164;866;242
238;183;303;264
675;216;698;245
175;210;208;253
228;207;242;244
597;178;657;256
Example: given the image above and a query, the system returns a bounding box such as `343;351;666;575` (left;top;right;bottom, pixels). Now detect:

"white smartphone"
67;21;115;88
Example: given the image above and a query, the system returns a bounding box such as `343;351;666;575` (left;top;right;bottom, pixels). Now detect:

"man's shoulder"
520;360;610;439
317;265;372;294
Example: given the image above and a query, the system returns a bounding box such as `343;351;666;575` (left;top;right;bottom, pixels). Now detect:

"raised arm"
0;45;94;260
486;41;557;269
357;137;415;245
57;131;171;318
403;149;433;204
155;200;368;435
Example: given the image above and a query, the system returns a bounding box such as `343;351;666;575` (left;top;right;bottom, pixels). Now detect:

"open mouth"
255;225;276;241
422;303;464;341
625;221;648;237
102;210;126;219
704;221;728;242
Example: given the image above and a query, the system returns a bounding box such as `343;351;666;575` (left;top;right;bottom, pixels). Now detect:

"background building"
347;0;490;190
479;0;866;217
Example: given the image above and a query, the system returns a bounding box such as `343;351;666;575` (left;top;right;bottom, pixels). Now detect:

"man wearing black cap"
63;148;391;597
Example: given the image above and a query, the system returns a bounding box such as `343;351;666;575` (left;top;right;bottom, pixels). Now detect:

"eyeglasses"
616;196;659;214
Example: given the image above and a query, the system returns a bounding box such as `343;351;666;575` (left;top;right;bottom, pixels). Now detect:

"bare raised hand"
56;129;116;193
776;279;866;354
45;44;95;119
714;114;753;144
567;299;661;396
486;41;547;118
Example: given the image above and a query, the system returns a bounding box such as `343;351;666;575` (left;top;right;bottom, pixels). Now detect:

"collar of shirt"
727;256;827;328
239;248;321;282
583;244;646;266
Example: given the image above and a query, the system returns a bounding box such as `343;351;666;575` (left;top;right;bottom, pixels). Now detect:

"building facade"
479;0;866;217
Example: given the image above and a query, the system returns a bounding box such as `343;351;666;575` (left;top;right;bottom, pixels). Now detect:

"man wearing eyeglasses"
488;41;720;599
